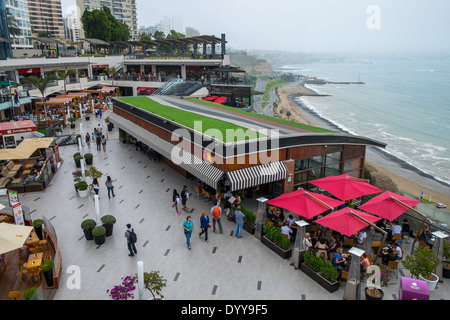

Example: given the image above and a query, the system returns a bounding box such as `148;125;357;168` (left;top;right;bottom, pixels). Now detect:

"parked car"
436;203;447;209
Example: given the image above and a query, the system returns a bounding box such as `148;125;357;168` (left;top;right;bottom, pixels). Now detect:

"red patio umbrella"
315;207;381;237
309;174;383;201
265;188;345;219
358;191;421;221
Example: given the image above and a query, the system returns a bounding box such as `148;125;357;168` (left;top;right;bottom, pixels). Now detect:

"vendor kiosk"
0;120;37;148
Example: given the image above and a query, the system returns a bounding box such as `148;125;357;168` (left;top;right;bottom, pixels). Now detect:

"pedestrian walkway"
16;108;450;300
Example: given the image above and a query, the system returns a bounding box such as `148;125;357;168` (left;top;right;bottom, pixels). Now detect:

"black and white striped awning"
174;150;224;189
227;161;288;192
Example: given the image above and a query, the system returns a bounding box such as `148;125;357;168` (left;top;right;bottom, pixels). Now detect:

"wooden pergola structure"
57;92;93;113
83;86;120;108
35;97;78;126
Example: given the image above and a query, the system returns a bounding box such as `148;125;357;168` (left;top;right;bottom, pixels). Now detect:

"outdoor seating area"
0;213;59;300
0;138;57;193
258;174;449;297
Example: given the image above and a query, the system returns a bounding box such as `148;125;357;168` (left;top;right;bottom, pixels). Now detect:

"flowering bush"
72;170;87;182
107;275;137;300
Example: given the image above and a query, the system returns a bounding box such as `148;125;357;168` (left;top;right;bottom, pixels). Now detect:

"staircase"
152;79;207;97
151;78;184;96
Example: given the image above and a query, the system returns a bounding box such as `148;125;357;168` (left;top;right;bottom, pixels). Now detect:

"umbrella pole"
411;219;426;254
305;192;333;209
348;210;387;262
390;196;434;223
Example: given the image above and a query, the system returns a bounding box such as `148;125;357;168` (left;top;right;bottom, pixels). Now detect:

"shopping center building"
109;95;386;199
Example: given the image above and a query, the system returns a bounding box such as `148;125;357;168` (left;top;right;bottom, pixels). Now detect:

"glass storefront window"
326;151;341;165
325;163;341;177
309;155;324;168
294;172;308;185
294;159;308;172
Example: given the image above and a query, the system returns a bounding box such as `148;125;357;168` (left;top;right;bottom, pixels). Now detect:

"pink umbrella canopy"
266;188;345;219
315;207;381;237
309;174;383;201
358;191;421;221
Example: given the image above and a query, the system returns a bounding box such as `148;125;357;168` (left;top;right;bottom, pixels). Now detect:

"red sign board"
18;68;41;75
91;65;109;69
0;120;37;135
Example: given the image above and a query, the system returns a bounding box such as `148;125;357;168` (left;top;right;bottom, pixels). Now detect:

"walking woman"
85;133;91;149
105;176;115;199
199;210;210;242
182;216;195;250
91;178;100;197
101;135;107;151
173;189;180;215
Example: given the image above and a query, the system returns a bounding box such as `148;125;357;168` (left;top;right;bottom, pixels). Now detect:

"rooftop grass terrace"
116;96;267;142
185;98;336;134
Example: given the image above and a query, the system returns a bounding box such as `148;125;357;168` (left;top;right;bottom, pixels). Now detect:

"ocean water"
281;57;450;185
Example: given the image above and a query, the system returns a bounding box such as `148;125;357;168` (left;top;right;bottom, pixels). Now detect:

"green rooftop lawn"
117;97;267;142
185;98;336;133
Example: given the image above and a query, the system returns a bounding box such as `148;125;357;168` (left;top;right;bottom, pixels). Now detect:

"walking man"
180;185;189;212
234;206;245;238
125;224;137;257
211;202;223;234
96;134;101;151
199;210;210;242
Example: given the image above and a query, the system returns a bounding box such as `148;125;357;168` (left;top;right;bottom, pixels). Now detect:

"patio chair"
17;262;28;281
344;237;356;248
8;291;20;300
391;233;403;243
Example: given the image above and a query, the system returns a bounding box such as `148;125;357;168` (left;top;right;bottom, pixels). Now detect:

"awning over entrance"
109;113;225;189
0;137;54;160
227;161;288;192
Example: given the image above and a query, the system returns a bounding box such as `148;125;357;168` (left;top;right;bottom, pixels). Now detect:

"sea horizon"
276;57;450;188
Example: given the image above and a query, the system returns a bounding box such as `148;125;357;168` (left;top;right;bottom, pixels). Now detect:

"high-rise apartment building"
27;0;65;39
63;6;81;42
76;0;138;40
4;0;33;49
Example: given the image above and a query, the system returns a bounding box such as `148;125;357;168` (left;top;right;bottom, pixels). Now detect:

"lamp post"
291;220;309;269
255;197;268;240
137;261;144;300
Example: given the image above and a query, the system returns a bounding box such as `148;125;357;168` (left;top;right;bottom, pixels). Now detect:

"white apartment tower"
76;0;138;40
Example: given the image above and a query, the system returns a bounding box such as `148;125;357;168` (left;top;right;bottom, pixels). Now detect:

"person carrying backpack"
125;224;137;257
210;203;223;234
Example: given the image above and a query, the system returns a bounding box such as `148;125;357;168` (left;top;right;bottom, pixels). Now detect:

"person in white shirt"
281;221;293;239
304;233;313;250
357;229;367;245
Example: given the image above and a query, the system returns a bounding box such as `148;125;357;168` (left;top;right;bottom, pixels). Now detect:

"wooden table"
26;252;43;270
22;169;32;175
26;231;40;247
25;163;34;169
11;178;23;184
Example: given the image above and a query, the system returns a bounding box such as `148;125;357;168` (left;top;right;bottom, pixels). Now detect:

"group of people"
85;124;107;151
176;184;246;250
89;176;116;199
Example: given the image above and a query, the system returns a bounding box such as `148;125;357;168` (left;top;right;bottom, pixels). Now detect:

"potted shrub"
85;114;90;121
84;153;93;165
365;262;392;300
68;117;77;128
24;287;37;300
142;271;167;300
73;153;83;168
86;166;103;180
33;219;44;240
442;239;450;279
40;259;54;287
54;126;62;137
81;219;96;240
403;246;440;291
92;225;106;245
76;181;89;198
101;215;116;237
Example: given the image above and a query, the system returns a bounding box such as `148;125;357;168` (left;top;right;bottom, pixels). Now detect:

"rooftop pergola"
79;38;111;54
111;35;225;56
28;37;65;56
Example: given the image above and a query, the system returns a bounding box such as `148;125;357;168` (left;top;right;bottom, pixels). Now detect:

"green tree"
25;75;55;125
81;6;130;44
286;111;292;121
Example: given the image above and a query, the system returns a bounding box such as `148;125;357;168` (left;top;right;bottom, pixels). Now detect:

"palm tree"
57;68;76;95
286;111;292;121
25;75;55;126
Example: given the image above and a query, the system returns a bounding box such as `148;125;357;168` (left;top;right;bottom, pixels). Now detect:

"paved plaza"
16;108;450;301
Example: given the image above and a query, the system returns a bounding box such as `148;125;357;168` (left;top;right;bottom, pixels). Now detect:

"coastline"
275;80;450;207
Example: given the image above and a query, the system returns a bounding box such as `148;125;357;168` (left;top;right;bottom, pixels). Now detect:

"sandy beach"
274;81;450;208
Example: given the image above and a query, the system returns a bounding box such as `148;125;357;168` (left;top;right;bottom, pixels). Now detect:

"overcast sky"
61;0;450;55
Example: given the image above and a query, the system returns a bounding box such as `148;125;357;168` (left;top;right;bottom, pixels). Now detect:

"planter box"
243;222;255;235
261;235;291;259
300;263;340;293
